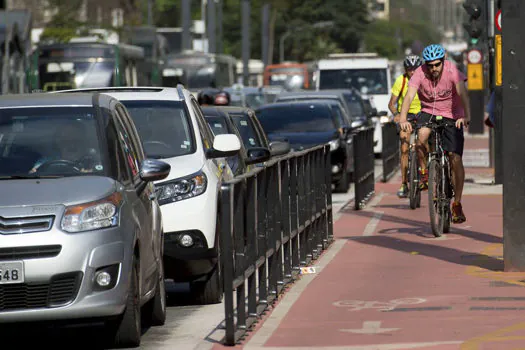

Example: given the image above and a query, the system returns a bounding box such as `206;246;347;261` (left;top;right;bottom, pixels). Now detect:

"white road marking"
339;321;400;334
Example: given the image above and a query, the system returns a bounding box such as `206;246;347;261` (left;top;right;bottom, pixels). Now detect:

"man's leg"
445;125;466;223
397;130;410;198
449;152;465;203
417;127;431;190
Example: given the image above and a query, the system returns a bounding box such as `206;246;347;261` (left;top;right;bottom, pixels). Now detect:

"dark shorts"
396;113;419;136
417;112;465;156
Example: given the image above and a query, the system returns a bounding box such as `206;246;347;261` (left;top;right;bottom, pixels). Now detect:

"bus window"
264;63;309;91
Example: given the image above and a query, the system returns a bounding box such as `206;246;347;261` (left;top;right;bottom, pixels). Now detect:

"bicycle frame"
423;115;454;236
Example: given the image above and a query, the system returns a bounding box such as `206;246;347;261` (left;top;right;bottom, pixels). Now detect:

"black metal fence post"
220;146;334;345
381;122;400;182
353;127;376;210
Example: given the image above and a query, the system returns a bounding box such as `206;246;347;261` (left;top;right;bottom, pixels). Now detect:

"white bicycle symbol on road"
333;298;426;312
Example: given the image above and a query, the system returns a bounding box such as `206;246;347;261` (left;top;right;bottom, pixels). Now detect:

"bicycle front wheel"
428;158;444;237
409;148;418;210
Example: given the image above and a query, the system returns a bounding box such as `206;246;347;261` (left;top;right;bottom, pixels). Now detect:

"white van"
316;53;392;154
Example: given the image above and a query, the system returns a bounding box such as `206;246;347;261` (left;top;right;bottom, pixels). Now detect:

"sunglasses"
426;61;443;69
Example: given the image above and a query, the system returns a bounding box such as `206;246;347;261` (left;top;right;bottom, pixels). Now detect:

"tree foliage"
39;0;442;61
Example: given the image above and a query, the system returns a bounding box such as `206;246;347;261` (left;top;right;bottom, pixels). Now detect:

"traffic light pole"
502;0;525;271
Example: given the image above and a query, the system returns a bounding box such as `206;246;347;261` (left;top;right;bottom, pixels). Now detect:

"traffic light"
463;0;486;44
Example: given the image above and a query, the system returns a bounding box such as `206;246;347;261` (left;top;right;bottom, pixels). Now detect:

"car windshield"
0;107;105;178
121;100;195;159
343;93;366;117
205;116;230;136
319;68;388;95
256;104;337;134
38;60;115;91
230;114;263;148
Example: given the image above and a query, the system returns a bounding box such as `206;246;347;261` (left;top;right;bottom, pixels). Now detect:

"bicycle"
423;115;455;237
406;118;421;210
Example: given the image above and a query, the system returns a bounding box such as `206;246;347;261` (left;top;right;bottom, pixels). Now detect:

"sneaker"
419;169;428;191
397;183;408;198
451;201;466;224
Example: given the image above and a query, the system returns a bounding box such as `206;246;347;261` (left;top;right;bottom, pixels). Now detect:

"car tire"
191;217;223;305
334;170;350;193
112;255;141;348
144;263;167;326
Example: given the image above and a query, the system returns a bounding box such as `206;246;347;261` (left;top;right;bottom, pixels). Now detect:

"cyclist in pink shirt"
399;44;471;224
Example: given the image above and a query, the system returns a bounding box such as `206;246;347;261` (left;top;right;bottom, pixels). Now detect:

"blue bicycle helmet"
422;44;445;62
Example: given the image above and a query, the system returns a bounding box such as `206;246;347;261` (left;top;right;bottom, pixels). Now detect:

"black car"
275;88;375;129
255;100;353;193
201;106;271;173
218;106;291;158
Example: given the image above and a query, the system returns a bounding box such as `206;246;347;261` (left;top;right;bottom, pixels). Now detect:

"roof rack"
176;84;185;100
327;53;379;59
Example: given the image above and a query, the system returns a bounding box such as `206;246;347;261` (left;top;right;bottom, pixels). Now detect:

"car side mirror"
206;134;241;158
269;140;291;156
378;110;388;117
140;159;171;182
351;120;364;129
246;147;271;165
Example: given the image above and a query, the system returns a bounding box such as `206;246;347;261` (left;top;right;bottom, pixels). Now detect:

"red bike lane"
231;167;525;350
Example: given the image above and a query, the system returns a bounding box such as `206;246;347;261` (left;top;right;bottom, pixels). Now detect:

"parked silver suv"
0;93;171;347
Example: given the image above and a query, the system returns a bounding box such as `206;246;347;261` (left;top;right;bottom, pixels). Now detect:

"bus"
122;26;166;86
163;50;237;91
28;42;146;92
263;62;313;91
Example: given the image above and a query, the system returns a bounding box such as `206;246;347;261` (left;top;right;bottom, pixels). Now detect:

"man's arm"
456;81;471;123
399;85;417;123
388;93;400;121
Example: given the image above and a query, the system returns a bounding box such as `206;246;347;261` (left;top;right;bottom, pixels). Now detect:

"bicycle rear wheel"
443;166;452;233
408;148;418;210
428;158;444;237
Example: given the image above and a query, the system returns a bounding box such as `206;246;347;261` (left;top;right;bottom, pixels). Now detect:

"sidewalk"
211;163;521;350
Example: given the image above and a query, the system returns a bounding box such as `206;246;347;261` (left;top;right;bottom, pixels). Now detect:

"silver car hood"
0;176;118;208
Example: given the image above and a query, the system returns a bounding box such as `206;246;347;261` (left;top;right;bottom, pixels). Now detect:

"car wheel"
334;169;350;193
144;261;167;326
191;217;223;305
112;255;141;348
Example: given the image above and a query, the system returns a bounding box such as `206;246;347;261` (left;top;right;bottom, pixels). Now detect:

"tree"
363;19;441;60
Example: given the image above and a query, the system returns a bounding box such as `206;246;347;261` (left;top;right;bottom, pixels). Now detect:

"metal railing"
381;121;400;182
219;145;333;346
353;127;375;210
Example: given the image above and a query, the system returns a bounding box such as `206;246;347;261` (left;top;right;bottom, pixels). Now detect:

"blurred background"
0;0;470;96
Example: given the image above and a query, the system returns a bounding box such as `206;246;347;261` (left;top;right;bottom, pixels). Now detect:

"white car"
55;86;241;304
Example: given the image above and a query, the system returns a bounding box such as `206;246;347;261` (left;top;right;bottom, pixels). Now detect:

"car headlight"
61;192;122;233
329;139;340;151
380;116;391;124
156;172;207;205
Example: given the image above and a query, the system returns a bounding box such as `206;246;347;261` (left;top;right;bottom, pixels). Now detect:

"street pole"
502;0;525;271
217;0;223;53
207;0;216;54
147;0;153;26
182;0;192;51
262;3;270;68
242;0;250;86
493;0;503;184
279;31;290;63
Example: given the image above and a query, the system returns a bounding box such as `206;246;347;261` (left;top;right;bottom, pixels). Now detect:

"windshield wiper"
0;175;63;180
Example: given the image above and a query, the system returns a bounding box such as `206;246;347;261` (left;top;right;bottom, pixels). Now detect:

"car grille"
0;216;55;235
0;272;83;311
0;245;62;261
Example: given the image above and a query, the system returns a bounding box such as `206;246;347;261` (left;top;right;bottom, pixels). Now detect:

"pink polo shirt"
408;60;467;120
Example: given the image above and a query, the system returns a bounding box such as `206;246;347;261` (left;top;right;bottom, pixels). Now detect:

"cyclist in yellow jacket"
388;55;423;198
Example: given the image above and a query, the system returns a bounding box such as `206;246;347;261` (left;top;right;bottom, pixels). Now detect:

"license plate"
0;261;24;284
